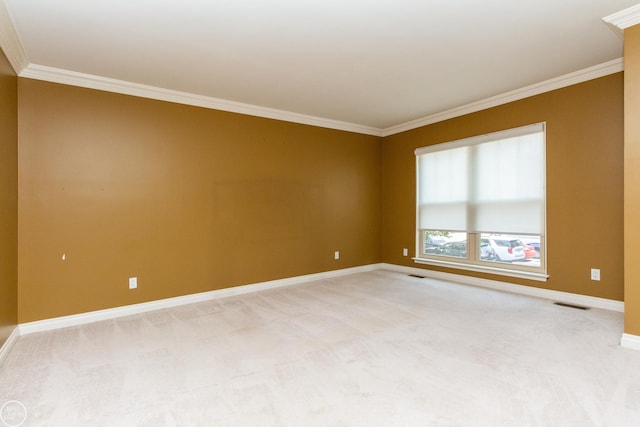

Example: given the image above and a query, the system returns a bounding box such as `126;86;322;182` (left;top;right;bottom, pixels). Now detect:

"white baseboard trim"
0;327;20;366
19;264;383;335
15;261;624;338
621;333;640;351
380;263;625;312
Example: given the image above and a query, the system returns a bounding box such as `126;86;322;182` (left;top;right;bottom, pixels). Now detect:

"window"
415;123;547;280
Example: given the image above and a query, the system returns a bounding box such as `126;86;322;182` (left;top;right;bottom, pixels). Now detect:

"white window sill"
413;257;549;282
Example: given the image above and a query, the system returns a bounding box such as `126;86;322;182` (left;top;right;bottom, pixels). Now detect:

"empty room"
2;1;640;425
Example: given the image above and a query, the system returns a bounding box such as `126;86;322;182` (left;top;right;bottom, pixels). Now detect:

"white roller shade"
417;146;468;231
416;123;545;235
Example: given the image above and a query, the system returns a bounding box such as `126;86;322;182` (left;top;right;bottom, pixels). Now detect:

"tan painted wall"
382;74;624;300
0;49;18;345
17;79;382;322
625;26;640;335
14;69;625;322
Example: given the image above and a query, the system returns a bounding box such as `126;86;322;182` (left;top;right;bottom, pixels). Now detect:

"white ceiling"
1;0;638;134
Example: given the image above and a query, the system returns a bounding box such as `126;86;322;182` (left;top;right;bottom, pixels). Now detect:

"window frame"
414;124;548;282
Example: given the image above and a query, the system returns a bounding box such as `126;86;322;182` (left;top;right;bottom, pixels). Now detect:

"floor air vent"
554;302;589;310
408;274;426;279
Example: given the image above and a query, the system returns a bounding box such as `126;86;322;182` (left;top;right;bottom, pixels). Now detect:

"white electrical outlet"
129;277;138;289
403;248;408;256
591;269;600;281
334;251;340;260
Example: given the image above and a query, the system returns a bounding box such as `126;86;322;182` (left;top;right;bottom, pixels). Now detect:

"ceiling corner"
603;3;640;36
0;0;29;73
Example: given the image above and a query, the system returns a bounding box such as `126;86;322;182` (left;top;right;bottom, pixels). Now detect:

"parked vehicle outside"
480;242;497;261
424;235;448;254
435;241;466;258
481;236;526;262
434;240;497;261
422;231;539;266
523;244;537;259
519;238;540;258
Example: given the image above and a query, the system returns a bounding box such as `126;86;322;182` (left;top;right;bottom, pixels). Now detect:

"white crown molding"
380;263;625;312
18;263;383;335
621;333;640;351
0;327;19;367
0;0;28;73
382;58;624;137
19;63;384;137
19;59;623;139
603;4;640;37
0;0;627;138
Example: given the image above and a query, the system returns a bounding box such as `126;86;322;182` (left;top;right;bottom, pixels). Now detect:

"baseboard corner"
621;333;640;351
0;326;20;367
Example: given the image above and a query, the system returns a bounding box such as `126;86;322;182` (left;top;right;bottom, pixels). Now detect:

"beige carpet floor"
1;270;640;426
